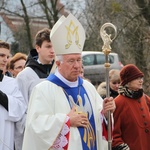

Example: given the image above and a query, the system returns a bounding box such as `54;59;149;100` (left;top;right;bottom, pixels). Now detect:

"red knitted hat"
120;64;144;86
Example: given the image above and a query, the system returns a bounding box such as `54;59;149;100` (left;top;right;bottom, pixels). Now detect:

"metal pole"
100;23;117;150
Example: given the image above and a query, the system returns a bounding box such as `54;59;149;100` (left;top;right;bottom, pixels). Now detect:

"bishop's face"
57;53;82;82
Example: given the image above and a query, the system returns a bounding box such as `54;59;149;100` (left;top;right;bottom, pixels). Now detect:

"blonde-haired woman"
97;69;120;99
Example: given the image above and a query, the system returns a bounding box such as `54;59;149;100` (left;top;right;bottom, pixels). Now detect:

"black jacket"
0;69;8;111
25;49;54;78
110;88;119;98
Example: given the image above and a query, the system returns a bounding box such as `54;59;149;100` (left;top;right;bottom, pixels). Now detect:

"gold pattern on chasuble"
70;95;96;149
65;20;81;49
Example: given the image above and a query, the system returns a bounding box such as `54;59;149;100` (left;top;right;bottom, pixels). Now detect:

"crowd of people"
0;13;150;150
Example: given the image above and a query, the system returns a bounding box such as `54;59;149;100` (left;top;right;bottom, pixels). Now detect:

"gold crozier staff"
100;23;117;150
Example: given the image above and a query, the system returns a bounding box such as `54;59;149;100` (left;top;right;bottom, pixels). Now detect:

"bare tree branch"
135;0;150;25
20;0;32;49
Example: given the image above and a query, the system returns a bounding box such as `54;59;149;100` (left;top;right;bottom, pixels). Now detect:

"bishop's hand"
67;106;89;128
102;97;116;118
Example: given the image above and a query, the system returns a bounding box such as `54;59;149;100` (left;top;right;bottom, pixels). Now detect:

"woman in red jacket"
112;64;150;150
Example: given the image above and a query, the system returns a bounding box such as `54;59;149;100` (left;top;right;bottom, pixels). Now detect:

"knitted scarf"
118;85;143;99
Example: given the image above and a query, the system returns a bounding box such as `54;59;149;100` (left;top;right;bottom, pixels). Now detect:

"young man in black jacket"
15;28;55;150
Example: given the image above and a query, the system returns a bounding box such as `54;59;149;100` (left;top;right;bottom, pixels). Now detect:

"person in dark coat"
112;64;150;150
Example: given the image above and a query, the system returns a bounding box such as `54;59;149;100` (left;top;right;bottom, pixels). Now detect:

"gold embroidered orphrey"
65;20;81;49
62;87;96;149
69;94;96;149
77;96;96;149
